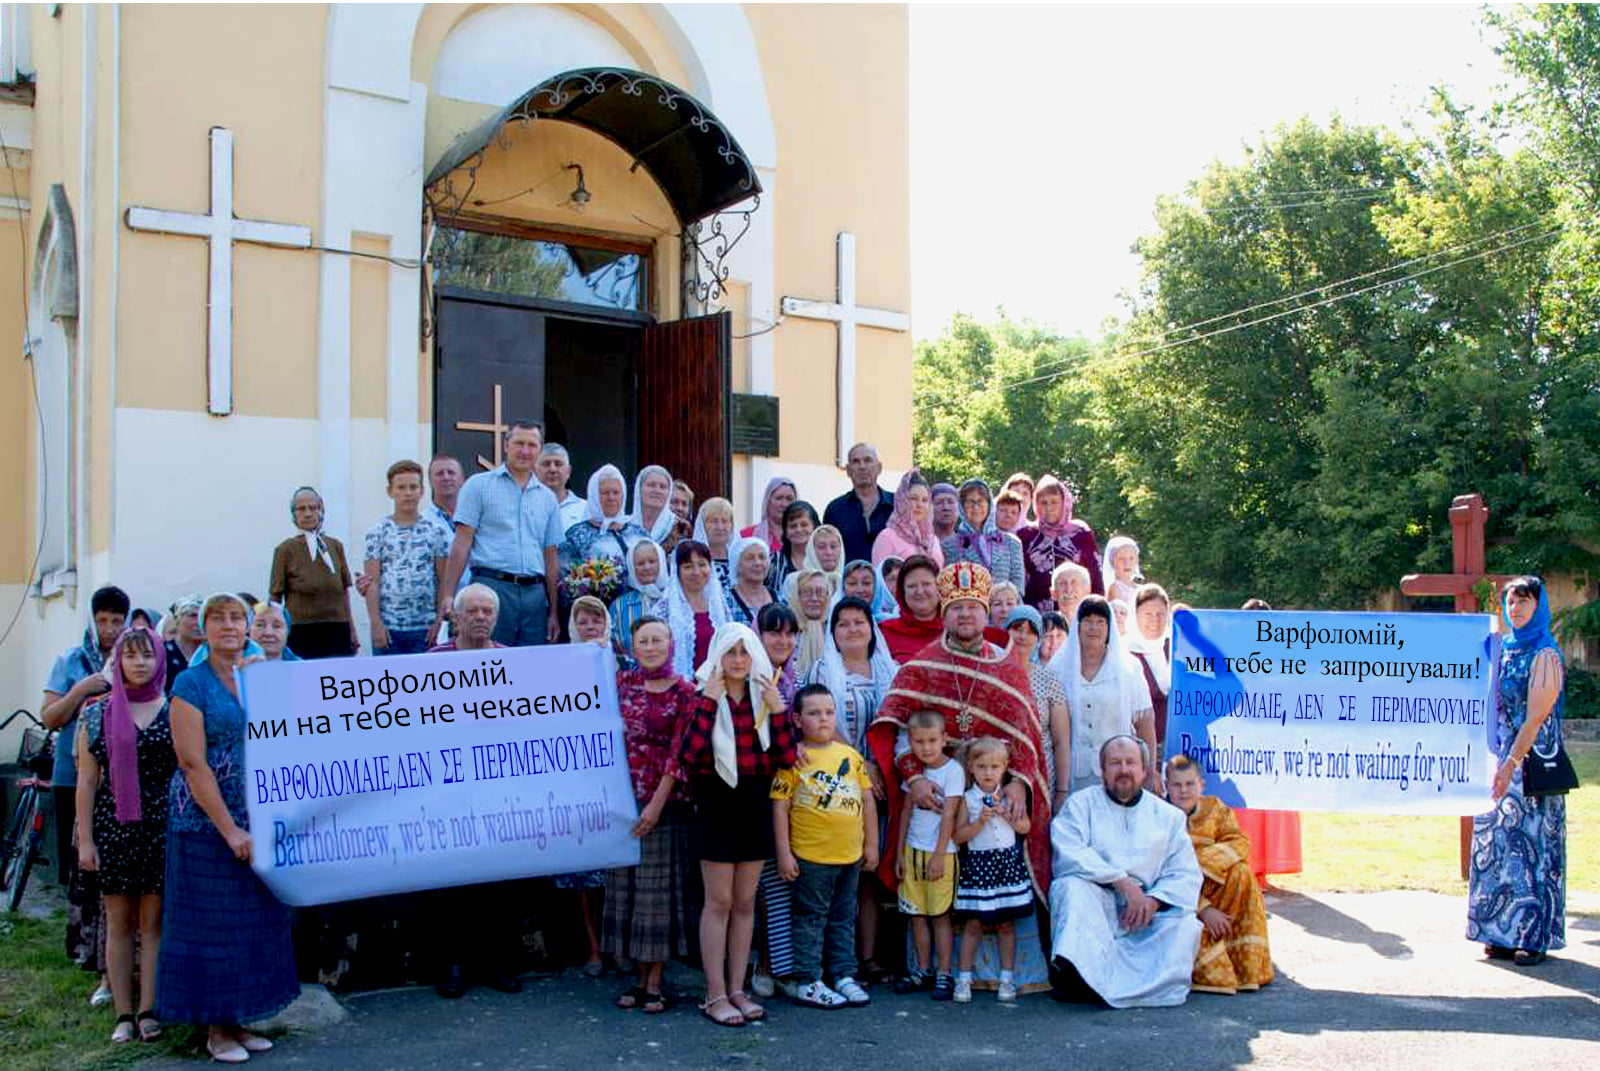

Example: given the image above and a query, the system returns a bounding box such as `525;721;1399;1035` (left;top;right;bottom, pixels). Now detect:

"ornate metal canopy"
425;67;762;226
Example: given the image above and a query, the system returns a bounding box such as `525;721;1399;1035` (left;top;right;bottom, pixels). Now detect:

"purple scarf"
105;625;166;824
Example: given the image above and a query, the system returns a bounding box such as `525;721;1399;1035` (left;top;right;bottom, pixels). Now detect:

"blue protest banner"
240;643;640;906
1168;610;1498;815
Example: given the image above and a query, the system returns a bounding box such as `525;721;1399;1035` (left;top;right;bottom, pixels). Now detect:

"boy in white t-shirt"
893;710;963;1001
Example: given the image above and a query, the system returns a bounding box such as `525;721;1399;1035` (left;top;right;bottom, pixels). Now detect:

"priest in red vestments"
868;562;1052;899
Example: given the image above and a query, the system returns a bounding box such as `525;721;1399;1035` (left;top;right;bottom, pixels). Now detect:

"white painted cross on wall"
780;232;911;466
125;127;313;416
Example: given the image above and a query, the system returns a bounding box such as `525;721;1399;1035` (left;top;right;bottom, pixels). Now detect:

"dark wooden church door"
434;293;730;502
638;311;732;502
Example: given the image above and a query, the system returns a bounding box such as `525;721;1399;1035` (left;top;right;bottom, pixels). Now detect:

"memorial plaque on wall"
730;393;780;456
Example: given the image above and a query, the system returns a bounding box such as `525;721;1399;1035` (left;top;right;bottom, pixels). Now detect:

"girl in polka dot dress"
950;737;1033;1003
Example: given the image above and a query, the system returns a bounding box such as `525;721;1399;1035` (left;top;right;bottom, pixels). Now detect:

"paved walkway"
135;888;1599;1071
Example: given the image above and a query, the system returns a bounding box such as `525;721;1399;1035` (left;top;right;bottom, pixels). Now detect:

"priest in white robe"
1049;735;1202;1008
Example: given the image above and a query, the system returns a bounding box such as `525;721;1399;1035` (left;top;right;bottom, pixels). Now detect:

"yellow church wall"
115;3;325;419
745;2;913;471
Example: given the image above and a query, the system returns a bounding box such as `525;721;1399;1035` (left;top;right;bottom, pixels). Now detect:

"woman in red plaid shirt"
670;622;797;1027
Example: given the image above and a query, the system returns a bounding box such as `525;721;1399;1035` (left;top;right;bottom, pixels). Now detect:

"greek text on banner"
240;643;640;906
1168;609;1499;815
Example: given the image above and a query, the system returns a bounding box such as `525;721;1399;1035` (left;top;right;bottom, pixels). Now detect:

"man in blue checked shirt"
438;420;563;646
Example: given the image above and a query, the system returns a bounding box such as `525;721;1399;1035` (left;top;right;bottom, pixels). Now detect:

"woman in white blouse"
1049;594;1160;796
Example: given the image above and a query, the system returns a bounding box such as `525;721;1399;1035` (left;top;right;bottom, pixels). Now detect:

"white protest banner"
240;643;639;906
1167;610;1499;815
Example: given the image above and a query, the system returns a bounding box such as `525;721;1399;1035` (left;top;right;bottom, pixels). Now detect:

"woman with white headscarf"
611;540;669;666
560;465;646;582
1125;583;1172;753
692;497;739;594
779;524;846;608
785;568;837;680
668;622;796;1027
726;536;775;624
631;465;679;546
740;477;797;553
1100;535;1143;609
268;486;358;659
663;540;731;678
1048;594;1158;795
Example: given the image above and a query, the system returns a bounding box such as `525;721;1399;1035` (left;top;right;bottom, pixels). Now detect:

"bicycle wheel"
0;784;36;892
3;788;41;911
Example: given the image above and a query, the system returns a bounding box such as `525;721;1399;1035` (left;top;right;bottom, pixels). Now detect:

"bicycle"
1;709;55;913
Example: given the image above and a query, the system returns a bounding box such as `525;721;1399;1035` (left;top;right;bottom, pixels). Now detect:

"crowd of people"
34;422;1568;1052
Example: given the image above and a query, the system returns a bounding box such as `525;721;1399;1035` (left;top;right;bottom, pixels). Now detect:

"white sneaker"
997;980;1018;1003
751;972;775;998
953;977;973;1004
833;976;871;1005
793;980;848;1009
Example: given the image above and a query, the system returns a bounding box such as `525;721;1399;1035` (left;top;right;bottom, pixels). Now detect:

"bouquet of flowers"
561;557;624;603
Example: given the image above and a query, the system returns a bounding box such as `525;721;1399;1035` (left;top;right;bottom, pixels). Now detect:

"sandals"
641;990;670;1014
137;1010;163;1041
728;990;765;1021
1514;950;1548;967
617;985;646;1010
235;1032;273;1053
858;959;893;985
111;1014;137;1044
699;994;745;1027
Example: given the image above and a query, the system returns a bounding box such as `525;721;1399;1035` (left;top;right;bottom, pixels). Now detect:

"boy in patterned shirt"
363;460;452;654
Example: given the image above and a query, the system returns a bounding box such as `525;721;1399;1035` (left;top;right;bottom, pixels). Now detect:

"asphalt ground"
131;887;1600;1071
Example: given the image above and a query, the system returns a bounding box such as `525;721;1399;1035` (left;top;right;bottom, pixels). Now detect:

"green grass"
1278;743;1600;897
0;912;202;1071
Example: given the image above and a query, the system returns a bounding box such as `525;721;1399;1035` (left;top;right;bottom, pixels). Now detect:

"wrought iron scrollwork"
683;192;760;310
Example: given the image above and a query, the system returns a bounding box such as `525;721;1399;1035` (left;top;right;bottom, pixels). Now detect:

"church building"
0;4;912;716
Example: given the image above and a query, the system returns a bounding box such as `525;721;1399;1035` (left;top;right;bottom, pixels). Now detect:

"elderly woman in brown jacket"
269;486;359;659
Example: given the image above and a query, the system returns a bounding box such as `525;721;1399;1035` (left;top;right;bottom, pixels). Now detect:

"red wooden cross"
1399;493;1512;878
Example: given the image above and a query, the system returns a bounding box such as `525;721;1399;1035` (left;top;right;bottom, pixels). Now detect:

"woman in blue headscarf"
1004;605;1072;811
941;479;1026;591
1467;576;1568;966
840;559;898;622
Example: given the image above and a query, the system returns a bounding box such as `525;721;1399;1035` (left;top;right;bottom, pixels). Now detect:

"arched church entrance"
424;68;761;502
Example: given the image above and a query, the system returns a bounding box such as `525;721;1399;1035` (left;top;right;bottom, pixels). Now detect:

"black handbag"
1522;740;1579;797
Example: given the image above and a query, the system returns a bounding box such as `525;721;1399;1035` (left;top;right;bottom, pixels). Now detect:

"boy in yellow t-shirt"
772;684;880;1009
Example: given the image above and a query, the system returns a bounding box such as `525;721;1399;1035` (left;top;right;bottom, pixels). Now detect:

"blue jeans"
376;628;430;656
475;574;551;647
790;859;859;983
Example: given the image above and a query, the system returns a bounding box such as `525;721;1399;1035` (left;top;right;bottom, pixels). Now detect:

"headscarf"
1501;578;1558;655
953;478;1008;570
664;544;730;676
695;622;776;787
1125;591;1172;695
584;464;631;530
931;482;959;535
1031;474;1076;539
885;469;941;560
1100;535;1142;597
786;567;838;678
1004;605;1045;664
728;535;774;596
251;600;301;662
568;595;613;647
1049;598;1150;737
630;465;677;543
747;477;796;550
811;597;898;749
626;539;670;603
844;559;898;621
77;620;108;676
692;497;737;557
875;559;902;621
103;625;166;824
291;486;335;572
782;524;846;606
189;594;262;667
